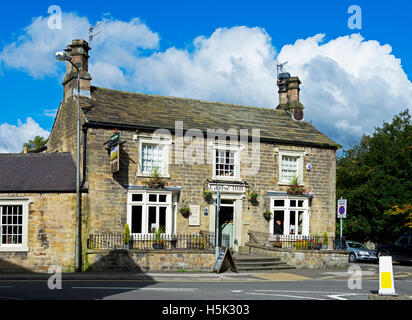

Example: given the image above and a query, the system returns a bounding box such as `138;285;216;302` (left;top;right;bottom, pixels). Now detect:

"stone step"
235;265;294;271
234;257;281;263
235;260;283;267
233;254;293;272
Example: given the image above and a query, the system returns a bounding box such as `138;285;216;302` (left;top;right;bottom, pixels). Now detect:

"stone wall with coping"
247;243;349;269
86;249;215;272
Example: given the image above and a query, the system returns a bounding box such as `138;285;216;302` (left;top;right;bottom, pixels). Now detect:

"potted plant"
313;233;322;250
123;223;130;250
248;191;258;202
322;232;329;249
263;208;272;221
203;189;213;203
147;167;165;188
153;225;165;249
286;176;307;195
180;204;191;217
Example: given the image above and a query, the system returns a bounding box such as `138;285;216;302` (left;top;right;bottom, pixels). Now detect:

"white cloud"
276;33;412;147
1;11;411;149
0;118;49;153
0;13;159;79
0;13;89;78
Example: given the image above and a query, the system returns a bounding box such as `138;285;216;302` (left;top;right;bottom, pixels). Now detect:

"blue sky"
0;0;411;152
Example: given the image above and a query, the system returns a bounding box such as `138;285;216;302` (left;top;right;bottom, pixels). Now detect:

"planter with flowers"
153;225;165;249
286;176;307;195
147;167;165;189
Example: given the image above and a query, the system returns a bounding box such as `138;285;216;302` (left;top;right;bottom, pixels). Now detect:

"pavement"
0;263;410;283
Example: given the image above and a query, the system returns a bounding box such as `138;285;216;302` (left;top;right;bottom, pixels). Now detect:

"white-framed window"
212;145;240;181
127;191;174;235
269;196;310;236
277;149;304;185
0;199;29;252
137;136;171;177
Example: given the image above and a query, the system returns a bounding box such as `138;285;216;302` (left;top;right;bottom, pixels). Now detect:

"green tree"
22;136;48;152
336;110;412;243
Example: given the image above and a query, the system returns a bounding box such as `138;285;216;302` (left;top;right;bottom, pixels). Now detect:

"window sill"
213;177;241;182
0;246;28;252
278;181;305;186
136;173;171;179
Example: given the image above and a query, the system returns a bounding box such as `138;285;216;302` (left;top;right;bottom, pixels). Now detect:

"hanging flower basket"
263;209;272;221
249;192;258;202
180;207;191;217
203;190;213;203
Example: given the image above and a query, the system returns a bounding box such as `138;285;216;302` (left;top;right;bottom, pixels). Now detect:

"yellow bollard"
378;256;397;296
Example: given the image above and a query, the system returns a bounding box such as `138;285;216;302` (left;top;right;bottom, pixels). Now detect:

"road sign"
337;199;347;219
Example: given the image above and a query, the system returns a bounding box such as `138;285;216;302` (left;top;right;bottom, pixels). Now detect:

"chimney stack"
276;74;304;121
62;39;92;102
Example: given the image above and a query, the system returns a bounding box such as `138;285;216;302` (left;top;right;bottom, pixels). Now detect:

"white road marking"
251;289;369;300
254;289;368;295
246;292;326;300
327;293;363;300
72;286;197;292
231;290;243;293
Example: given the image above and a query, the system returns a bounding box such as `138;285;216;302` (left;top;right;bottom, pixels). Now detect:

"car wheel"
349;253;357;263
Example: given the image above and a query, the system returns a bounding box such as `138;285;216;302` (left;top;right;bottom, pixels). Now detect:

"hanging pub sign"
103;128;122;174
110;144;120;174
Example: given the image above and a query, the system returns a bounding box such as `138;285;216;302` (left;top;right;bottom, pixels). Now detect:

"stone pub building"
0;39;341;272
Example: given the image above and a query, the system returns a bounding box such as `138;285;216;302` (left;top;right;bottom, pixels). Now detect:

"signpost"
337;198;347;245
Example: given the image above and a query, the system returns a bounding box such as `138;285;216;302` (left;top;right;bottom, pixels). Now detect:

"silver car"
345;240;378;263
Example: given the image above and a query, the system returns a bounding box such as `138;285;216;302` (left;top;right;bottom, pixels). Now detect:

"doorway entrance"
219;200;234;248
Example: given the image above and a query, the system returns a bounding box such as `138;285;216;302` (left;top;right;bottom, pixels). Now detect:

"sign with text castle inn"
110;144;120;173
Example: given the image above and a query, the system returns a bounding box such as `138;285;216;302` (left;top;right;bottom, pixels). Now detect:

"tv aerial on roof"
89;23;103;44
276;61;290;79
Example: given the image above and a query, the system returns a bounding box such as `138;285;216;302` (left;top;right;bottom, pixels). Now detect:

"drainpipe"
215;186;221;260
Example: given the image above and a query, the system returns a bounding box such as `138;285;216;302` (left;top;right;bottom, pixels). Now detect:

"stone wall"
86;249;215;272
247;243;349;269
0;192;86;272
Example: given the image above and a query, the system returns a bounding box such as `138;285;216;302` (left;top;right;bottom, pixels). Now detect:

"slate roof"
0;153;77;193
79;86;338;148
